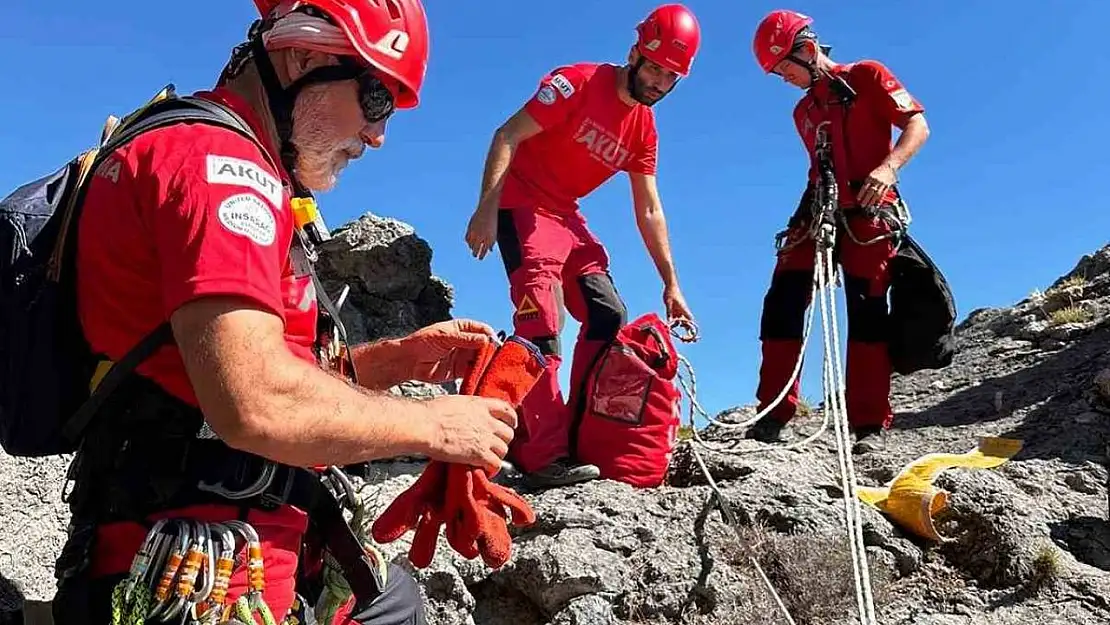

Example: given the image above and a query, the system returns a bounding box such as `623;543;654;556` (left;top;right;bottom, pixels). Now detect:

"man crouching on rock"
744;10;931;454
52;1;516;623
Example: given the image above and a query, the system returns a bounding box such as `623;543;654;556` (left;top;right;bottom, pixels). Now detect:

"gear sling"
0;87;386;617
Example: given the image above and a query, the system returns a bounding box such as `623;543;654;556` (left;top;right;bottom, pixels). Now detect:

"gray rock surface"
5;228;1110;625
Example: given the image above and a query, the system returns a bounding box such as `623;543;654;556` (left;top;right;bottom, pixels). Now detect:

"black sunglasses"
336;58;395;123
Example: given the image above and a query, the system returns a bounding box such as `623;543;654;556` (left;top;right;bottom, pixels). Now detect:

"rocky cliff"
3;216;1110;625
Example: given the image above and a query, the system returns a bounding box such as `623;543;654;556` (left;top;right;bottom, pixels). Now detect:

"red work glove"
370;460;450;567
371;335;546;569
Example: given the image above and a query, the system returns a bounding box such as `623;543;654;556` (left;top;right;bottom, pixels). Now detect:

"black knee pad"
843;274;889;343
531;335;560;357
578;273;627;341
760;270;813;340
496;210;523;277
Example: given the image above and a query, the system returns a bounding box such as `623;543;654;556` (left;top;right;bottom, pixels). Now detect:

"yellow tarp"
856;437;1023;541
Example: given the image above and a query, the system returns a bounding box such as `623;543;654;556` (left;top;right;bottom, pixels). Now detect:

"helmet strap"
786;54;821;86
249;28;363;197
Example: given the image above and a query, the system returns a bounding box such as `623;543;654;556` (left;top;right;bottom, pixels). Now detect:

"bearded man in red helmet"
464;4;702;489
45;1;520;623
746;10;931;453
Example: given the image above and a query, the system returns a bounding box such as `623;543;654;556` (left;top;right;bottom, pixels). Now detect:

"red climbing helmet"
634;4;701;76
252;0;429;109
753;9;813;73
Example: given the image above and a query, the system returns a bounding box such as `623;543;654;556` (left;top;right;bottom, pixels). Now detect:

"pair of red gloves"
371;335;546;568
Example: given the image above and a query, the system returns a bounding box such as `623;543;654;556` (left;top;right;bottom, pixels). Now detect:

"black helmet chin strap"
248;23;363;198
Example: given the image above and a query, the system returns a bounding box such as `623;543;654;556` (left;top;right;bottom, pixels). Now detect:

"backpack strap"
59;92;274;446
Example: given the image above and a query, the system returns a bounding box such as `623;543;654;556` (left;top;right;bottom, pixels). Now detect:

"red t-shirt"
793;60;925;207
76;87;313;617
500;62;659;214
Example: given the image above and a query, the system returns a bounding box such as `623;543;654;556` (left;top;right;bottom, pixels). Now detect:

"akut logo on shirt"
573;118;632;169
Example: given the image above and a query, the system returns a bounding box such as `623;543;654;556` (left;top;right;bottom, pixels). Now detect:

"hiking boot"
524;458;600;489
745;414;789;443
852;427;887;454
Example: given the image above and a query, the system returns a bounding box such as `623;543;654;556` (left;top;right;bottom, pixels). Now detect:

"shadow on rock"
1050;515;1110;572
893;324;1110;466
0;571;24;625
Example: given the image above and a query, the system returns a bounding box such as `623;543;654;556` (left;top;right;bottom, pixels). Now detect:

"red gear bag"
572;312;682;488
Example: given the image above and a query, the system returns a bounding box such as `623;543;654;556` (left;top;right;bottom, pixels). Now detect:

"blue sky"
2;1;1107;422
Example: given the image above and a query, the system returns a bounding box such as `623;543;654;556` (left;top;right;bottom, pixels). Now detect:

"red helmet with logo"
753;9;813;73
253;0;429;109
634;4;701;76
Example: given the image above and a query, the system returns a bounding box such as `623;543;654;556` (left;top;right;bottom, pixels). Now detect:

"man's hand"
465;199;499;260
663;284;695;328
857;162;898;208
421;395;518;474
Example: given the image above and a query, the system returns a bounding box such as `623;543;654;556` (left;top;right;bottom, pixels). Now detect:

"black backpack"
886;232;957;375
0;86;268;457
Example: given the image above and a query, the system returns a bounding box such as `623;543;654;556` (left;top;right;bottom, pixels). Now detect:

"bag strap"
60;93;273;445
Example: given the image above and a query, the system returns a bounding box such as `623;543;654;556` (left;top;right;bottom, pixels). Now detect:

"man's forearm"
635;204;680;288
477;128;516;208
224;351;436;468
884;114;930;172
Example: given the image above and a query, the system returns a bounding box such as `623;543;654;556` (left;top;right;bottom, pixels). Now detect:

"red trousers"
757;210;899;429
495;207;627;473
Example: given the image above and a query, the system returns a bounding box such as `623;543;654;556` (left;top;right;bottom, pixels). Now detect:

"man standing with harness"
746;10;931;453
40;1;522;623
463;4;701;488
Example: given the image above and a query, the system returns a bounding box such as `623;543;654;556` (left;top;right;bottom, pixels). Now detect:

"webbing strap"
61;323;174;444
304;475;385;604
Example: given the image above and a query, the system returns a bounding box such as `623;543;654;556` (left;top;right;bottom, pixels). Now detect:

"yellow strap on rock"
856;436;1023;541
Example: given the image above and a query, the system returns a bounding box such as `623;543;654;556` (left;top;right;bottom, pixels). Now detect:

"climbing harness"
671;122;881;624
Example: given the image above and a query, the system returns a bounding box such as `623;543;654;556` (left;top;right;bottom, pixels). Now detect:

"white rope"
688;276;817;432
673;224;879;625
814;236;877;625
684;436;797;625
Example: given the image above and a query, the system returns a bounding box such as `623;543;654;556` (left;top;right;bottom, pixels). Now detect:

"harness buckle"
257;465;298;511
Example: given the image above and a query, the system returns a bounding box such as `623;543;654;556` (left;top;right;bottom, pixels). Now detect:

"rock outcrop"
314;214;454;345
4;217;1110;625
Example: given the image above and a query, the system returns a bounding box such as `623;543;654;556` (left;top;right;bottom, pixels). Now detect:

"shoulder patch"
217;193;277;246
206;154;283;209
550;73;576;99
536;85;557;105
890;88;915;110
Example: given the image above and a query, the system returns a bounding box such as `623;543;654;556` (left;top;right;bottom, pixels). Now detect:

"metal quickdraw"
224;520;279;625
192;524;237;625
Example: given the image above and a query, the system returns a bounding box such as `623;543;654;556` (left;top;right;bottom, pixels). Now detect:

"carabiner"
121;518;170;603
148;520;192;621
669;317;700;344
160;521;212;622
193;523;238;625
